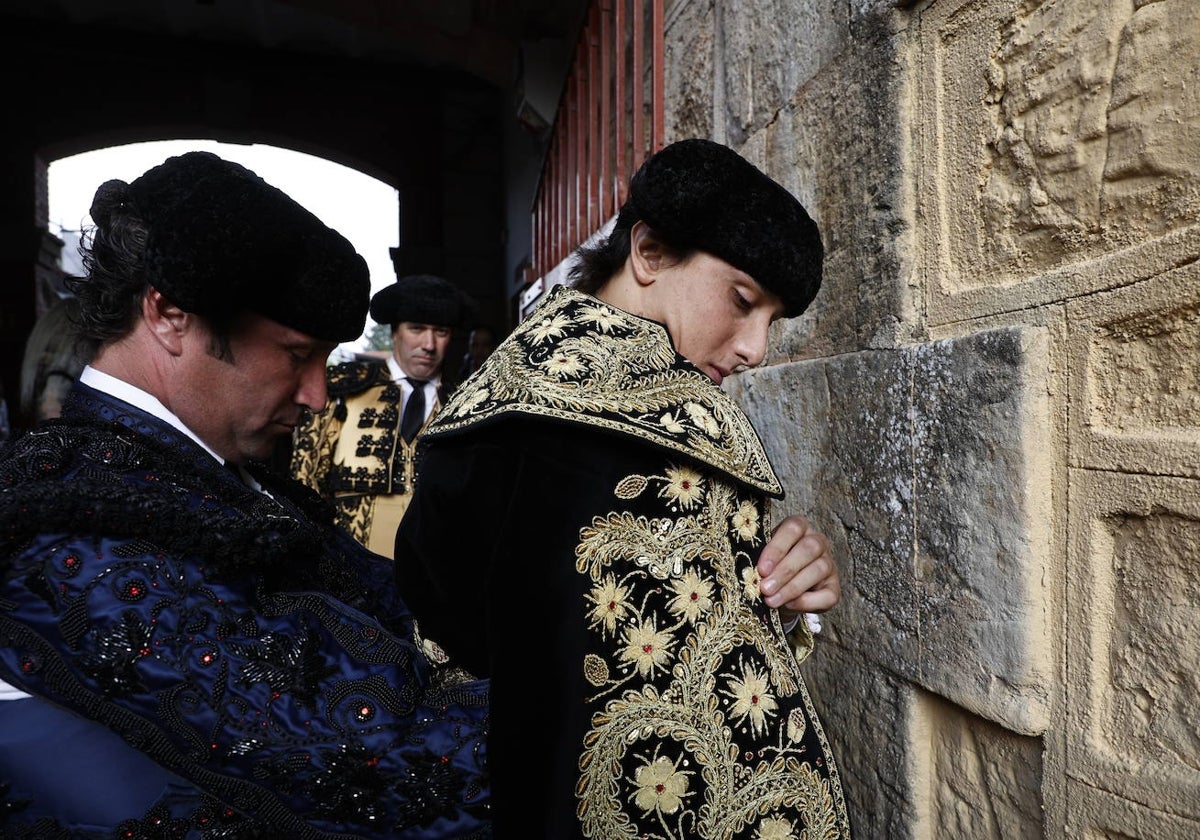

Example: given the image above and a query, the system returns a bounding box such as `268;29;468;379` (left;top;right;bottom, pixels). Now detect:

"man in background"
291;273;471;558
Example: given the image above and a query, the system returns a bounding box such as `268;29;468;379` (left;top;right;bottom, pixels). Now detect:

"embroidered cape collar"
426;285;784;497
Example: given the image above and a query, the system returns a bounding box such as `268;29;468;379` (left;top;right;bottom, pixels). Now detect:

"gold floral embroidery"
586;574;633;636
632;754;692;815
658;466;704;510
722;659;779;738
574;467;850;839
731;500;760;541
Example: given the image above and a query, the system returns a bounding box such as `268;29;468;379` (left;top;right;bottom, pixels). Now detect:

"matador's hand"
755;514;840;624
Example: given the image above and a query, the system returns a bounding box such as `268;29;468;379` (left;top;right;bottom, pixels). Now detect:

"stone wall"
666;0;1200;836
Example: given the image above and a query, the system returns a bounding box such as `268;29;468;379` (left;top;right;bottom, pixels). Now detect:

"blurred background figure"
19;295;93;424
458;324;498;381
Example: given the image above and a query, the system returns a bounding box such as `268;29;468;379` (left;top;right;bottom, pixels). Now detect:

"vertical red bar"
651;0;664;152
575;41;586;251
588;4;600;234
614;0;627;207
632;0;645;172
556;120;566;265
599;0;611;220
533;180;542;279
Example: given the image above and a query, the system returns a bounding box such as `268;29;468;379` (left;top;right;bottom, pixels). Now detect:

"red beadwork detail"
367;756;380;767
642;644;653;653
140;647;151;656
440;755;450;763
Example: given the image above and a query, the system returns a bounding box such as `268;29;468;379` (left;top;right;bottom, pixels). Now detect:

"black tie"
400;378;427;443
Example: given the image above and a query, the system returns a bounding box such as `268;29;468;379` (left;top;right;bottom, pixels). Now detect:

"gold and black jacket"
291;359;449;558
397;285;851;839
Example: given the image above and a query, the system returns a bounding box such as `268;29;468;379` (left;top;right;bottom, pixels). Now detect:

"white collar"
79;366;227;465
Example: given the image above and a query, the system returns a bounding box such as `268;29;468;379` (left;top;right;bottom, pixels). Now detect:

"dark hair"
566;216;695;293
68;183;234;360
67;189;150;346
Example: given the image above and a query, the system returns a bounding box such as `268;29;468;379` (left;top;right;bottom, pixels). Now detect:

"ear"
629;221;667;288
141;288;190;356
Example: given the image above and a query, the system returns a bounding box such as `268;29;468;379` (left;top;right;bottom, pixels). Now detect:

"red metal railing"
531;0;664;281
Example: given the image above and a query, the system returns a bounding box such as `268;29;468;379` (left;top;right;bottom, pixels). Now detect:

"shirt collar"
79;365;227;465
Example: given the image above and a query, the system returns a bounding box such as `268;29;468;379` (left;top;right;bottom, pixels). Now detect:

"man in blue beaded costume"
396;139;852;839
0;151;490;838
291;274;471;559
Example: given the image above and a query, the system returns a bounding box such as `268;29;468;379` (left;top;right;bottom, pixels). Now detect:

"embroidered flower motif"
683;401;721;437
587;575;632;635
619;618;675;677
631;755;690;814
457;387;490;414
658;410;686;434
577;303;624;333
741;565;763;602
543;350;586;379
667;569;714;623
723;662;778;737
658;466;704;510
529;313;571;344
756;816;799;840
731;500;760;541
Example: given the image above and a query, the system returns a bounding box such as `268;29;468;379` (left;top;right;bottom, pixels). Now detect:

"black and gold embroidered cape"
397;285;850;840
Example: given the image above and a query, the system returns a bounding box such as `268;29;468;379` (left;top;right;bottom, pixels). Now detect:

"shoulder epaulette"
326;359;393;398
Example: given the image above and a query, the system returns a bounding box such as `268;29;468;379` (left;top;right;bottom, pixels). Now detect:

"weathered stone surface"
1068;472;1200;824
917;0;1200;322
765;20;916;357
731;326;1051;732
718;0;849;146
1106;510;1200;771
663;0;715;142
1068;264;1200;480
1062;778;1200;839
915;691;1045;838
911;328;1053;733
806;644;918;840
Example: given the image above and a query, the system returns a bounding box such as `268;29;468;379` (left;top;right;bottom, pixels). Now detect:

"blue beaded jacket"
0;383;490;838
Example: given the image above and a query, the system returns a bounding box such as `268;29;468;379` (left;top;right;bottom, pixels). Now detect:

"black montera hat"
369;274;471;328
614;138;823;317
93;151;370;342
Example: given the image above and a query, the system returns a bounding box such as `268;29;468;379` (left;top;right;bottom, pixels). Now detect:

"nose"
418;328;438;351
296;358;329;413
736;320;771;369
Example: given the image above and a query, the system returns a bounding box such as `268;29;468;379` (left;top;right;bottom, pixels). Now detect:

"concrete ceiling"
1;0;585;89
